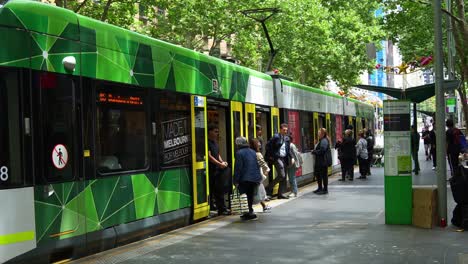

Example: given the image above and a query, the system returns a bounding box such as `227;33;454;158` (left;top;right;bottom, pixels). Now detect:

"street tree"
383;0;468;127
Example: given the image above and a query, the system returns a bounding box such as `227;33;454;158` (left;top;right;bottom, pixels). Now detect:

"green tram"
0;1;375;262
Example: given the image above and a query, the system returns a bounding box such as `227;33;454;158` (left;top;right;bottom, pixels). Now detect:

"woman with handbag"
312;128;332;195
249;139;272;212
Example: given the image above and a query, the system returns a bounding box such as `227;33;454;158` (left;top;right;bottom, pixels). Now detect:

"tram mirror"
62;56;76;72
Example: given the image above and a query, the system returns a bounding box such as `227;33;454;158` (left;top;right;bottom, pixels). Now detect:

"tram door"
190;95;210;220
34;72;86;240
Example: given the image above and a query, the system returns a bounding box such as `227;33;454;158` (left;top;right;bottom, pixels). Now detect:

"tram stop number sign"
52;144;68;170
446;97;456;113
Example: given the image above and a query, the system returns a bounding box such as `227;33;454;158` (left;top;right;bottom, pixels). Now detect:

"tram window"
158;93;190;167
247;112;254;139
0;71;23;188
96;87;148;174
330;115;336;147
300;112;312;152
233;111;241;139
194;108;206;162
272;116;279;134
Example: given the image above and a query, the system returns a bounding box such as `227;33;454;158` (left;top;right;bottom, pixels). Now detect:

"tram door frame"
270;107;280;194
230;101;244;171
356;117;362;134
326;113;332;175
190;95;210;220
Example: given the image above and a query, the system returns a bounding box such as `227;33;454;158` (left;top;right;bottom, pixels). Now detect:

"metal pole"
445;0;455;122
434;0;447;226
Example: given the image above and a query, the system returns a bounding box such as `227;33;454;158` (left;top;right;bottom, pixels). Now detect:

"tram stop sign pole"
384;100;412;224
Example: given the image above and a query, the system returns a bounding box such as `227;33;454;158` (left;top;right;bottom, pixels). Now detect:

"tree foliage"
383;0;468;126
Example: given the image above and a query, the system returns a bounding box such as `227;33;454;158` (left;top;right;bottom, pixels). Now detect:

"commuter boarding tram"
0;1;374;262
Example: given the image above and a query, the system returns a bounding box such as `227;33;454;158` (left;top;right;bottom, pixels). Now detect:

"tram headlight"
62;56;76;72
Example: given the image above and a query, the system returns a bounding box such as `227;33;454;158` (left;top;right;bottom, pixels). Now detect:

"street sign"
446;97;456;113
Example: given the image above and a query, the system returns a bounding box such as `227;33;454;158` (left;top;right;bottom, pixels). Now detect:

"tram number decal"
0;166;8;181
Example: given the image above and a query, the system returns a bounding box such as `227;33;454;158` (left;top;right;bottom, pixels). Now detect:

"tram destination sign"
161;117;190;165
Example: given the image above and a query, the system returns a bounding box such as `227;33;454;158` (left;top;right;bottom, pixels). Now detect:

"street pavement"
73;139;468;264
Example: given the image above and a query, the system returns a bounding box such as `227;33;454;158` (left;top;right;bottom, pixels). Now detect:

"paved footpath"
73;140;468;264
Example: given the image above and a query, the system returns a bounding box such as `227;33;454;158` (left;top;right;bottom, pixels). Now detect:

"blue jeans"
288;167;298;194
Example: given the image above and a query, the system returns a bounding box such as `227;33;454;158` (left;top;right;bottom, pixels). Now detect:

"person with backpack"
312;128;332;194
264;123;291;199
365;128;374;176
446;119;466;176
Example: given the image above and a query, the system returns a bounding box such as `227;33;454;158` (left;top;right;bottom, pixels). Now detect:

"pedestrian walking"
356;130;368;179
336;129;356;181
233;137;263;221
411;125;420;175
312;128;332;194
265;123;291;199
287;135;303;197
422;126;431;160
249;138;271;212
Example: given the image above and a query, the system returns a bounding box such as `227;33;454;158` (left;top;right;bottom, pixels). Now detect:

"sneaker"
288;193;297;198
263;206;272;212
338;179;345;181
432;167;436;170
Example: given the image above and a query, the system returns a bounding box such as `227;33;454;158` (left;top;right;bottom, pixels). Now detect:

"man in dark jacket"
446;119;461;176
233;137;262;220
265;123;291;199
336;129;356;181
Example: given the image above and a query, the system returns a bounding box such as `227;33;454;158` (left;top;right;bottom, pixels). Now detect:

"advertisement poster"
288;111;302;176
161;117;190;165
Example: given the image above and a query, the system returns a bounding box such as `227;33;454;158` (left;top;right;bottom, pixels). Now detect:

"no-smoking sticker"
52;144;68;170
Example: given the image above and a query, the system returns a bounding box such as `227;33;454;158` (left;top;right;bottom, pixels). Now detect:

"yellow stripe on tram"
0;230;35;245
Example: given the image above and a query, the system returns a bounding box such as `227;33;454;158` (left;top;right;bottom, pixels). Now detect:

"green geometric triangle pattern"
132;174;156;219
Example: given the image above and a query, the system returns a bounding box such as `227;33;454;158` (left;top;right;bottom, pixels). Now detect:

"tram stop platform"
72;141;468;264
